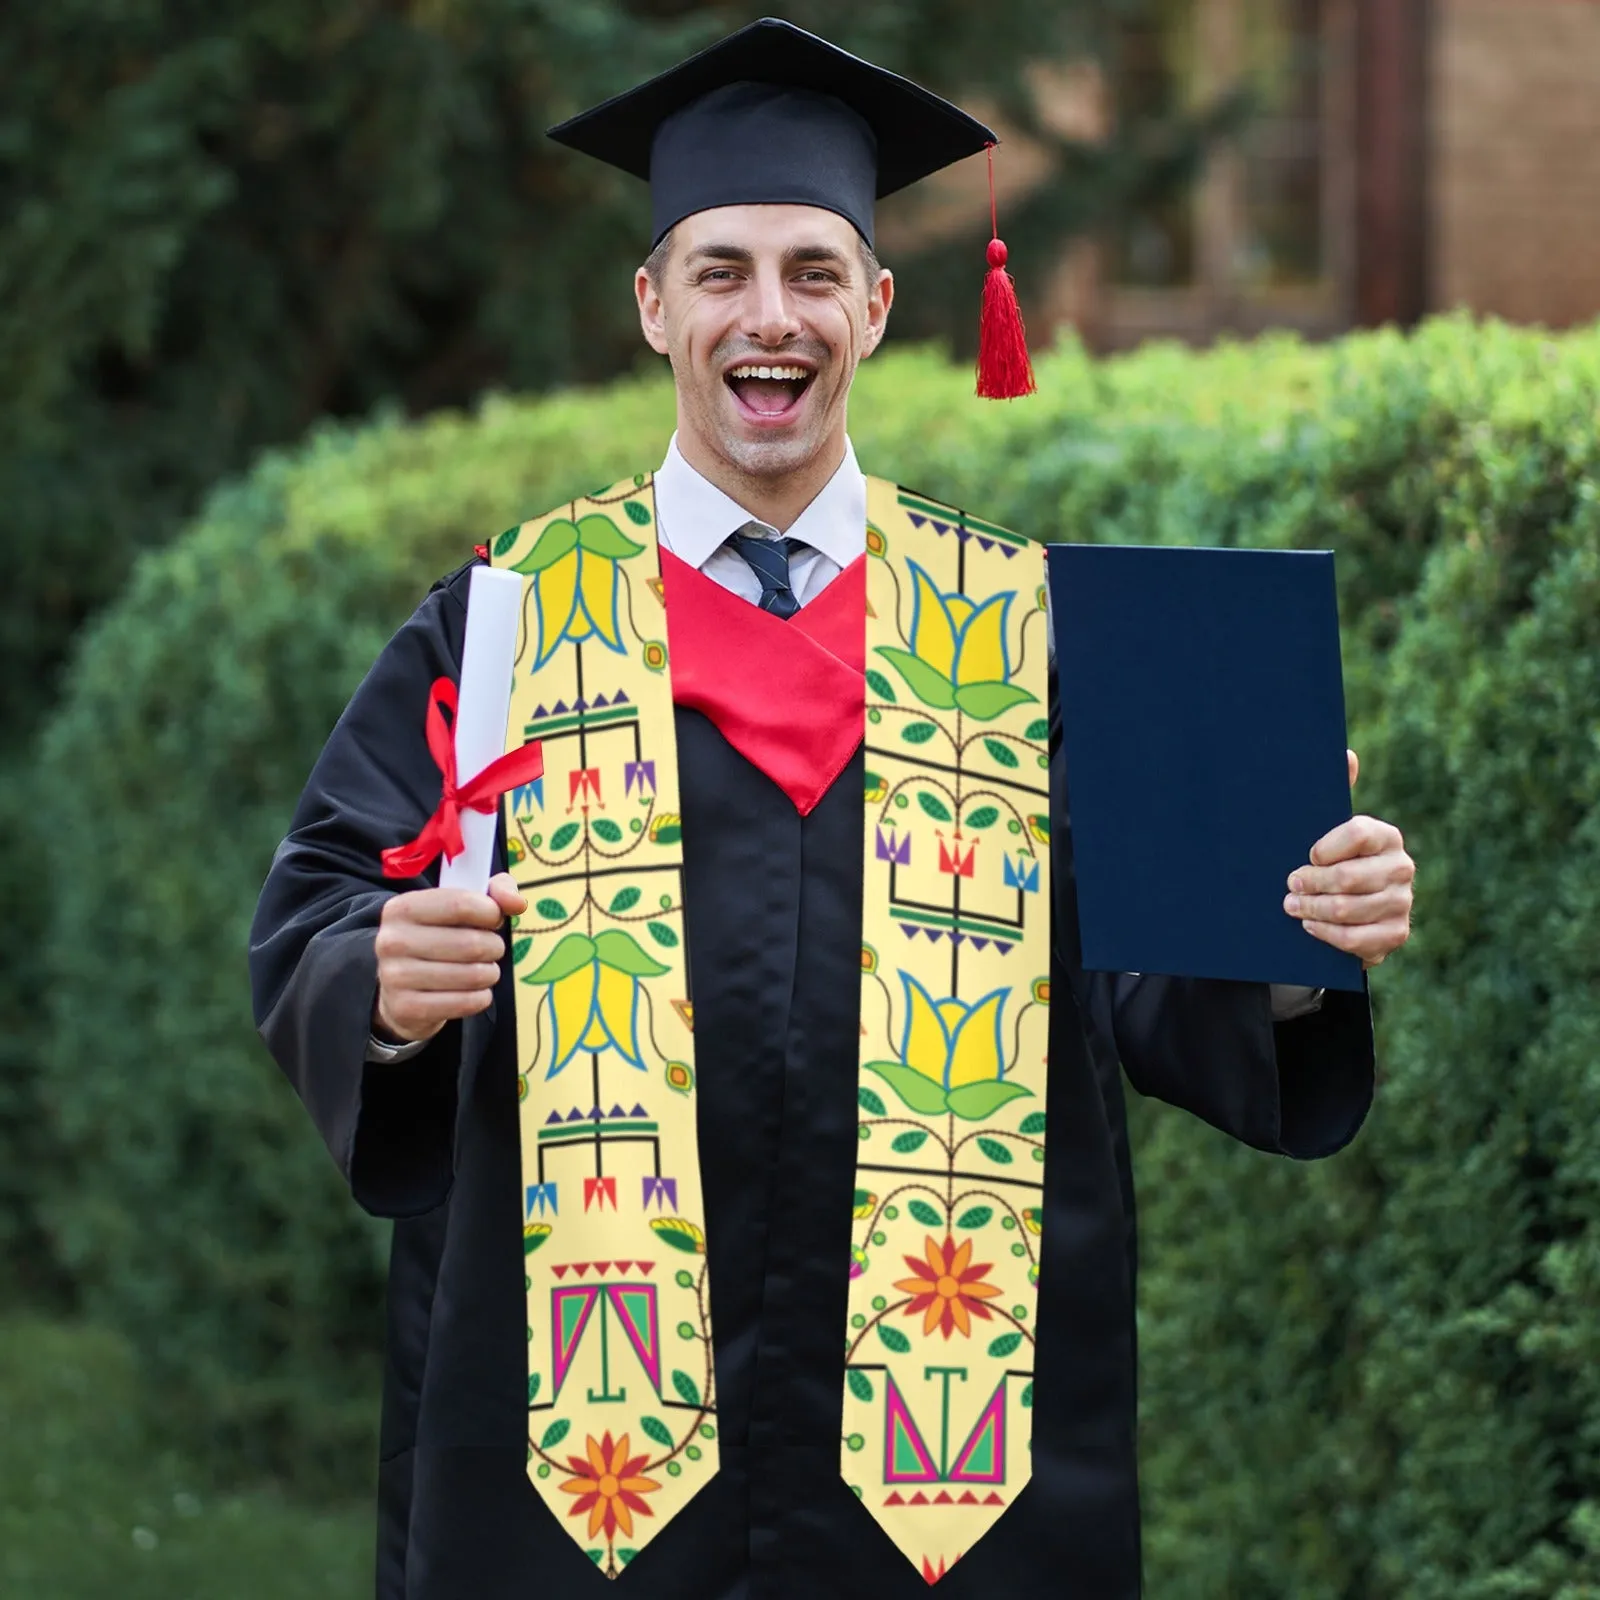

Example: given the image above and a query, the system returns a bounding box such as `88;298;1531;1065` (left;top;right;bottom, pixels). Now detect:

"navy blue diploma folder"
1047;543;1364;993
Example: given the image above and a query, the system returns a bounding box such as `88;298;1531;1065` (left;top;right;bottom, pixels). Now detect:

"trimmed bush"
0;1317;368;1597
33;318;1600;1598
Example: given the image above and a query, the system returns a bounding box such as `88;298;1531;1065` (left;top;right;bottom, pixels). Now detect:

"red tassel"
976;146;1036;400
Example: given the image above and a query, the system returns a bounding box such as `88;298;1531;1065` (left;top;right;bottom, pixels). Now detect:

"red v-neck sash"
661;548;865;816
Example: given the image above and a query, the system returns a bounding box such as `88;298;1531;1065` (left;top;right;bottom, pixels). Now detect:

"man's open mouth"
725;363;815;419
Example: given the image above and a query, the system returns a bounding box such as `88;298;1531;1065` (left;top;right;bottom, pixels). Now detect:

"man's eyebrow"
683;243;755;267
782;244;852;271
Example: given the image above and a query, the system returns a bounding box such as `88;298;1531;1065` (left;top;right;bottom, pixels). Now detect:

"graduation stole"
491;474;1051;1583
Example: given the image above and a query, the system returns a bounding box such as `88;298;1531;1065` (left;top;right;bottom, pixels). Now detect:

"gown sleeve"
249;561;481;1216
1047;678;1375;1161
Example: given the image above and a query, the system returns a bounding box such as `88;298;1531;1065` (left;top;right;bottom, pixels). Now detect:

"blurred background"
3;1;1599;1595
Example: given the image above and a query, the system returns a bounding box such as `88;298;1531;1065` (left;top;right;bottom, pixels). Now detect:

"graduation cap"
548;17;1035;399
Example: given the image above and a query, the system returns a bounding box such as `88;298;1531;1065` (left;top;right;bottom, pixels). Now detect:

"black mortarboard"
546;17;998;250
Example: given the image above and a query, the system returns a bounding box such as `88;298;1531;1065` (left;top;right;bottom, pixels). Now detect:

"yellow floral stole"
491;475;1050;1582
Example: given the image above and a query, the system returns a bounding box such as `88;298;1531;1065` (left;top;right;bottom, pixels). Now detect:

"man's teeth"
727;365;809;381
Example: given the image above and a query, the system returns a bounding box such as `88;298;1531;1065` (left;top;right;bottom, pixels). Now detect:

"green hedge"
34;319;1600;1592
0;1317;368;1599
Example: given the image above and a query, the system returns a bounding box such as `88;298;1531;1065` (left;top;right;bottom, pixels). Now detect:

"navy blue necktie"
727;526;806;620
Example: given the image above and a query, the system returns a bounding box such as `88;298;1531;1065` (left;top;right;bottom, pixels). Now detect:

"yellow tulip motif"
875;560;1037;722
515;514;646;670
524;929;669;1076
863;973;1034;1121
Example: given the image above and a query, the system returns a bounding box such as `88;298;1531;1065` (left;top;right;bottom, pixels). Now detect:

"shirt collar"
653;434;866;572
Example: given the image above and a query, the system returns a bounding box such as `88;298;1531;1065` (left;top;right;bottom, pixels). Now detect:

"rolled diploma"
439;565;525;893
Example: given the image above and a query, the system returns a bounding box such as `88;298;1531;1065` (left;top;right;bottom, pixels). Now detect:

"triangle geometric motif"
608;1285;662;1396
882;1374;941;1483
947;1380;1008;1484
550;1286;600;1399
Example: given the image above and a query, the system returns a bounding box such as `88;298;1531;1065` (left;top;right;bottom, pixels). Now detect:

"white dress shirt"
653;433;864;605
368;436;1317;1058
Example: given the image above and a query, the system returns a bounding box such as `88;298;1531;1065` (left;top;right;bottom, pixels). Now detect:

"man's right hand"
373;872;528;1044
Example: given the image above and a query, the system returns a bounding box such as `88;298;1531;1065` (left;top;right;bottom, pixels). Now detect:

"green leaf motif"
524;933;595;985
618;1549;639;1566
876;647;958;710
987;1332;1023;1359
1019;1112;1048;1135
955;681;1038;721
609;886;642;913
964;806;1000;830
535;897;568;921
646;921;680;949
916;792;953;823
576;513;645;559
623;500;653;527
672;1370;701;1407
865;668;897;703
513;519;578;576
908;1200;943;1228
549;822;581;851
641;1415;675;1448
847;1369;874;1403
900;721;938;745
593;929;670;977
877;1324;912;1355
857;1086;887;1116
955;1206;994;1230
540;1418;571;1450
977;1137;1015;1165
946;1080;1034;1122
983;738;1021;769
511;936;532;964
891;1130;930;1154
591;818;624;843
493;525;521;557
527;1373;541;1405
654;1226;702;1255
863;1061;952;1117
1021;1381;1034;1409
1025;717;1050;742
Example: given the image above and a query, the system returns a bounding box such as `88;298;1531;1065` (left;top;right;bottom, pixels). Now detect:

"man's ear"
637;267;670;356
861;268;894;359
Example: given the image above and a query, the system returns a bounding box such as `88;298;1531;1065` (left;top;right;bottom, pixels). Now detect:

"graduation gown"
250;558;1375;1599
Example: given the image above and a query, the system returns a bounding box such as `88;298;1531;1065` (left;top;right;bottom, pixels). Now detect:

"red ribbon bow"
381;677;545;880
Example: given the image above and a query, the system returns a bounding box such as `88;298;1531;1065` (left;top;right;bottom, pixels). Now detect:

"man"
250;19;1414;1599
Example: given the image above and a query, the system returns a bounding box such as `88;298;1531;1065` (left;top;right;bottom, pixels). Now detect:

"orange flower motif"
558;1431;661;1542
894;1234;1003;1339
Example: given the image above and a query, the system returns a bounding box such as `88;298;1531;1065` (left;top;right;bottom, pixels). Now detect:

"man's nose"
744;269;802;347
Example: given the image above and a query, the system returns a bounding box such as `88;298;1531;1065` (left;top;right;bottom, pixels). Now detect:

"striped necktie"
726;525;805;619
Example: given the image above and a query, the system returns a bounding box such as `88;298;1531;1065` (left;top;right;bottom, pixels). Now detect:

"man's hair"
643;227;883;290
643;229;677;290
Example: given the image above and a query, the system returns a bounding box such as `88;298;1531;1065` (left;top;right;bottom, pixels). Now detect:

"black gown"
250;557;1375;1599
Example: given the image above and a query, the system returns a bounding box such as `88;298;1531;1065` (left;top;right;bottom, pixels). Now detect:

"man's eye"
701;269;740;283
797;271;836;284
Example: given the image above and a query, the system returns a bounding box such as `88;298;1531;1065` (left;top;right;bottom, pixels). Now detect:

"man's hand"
373;872;528;1044
1284;749;1415;969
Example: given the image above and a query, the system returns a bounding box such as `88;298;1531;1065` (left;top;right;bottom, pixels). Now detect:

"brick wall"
1432;0;1600;327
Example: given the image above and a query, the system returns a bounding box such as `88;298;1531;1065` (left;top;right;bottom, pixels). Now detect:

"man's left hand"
1284;749;1415;969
